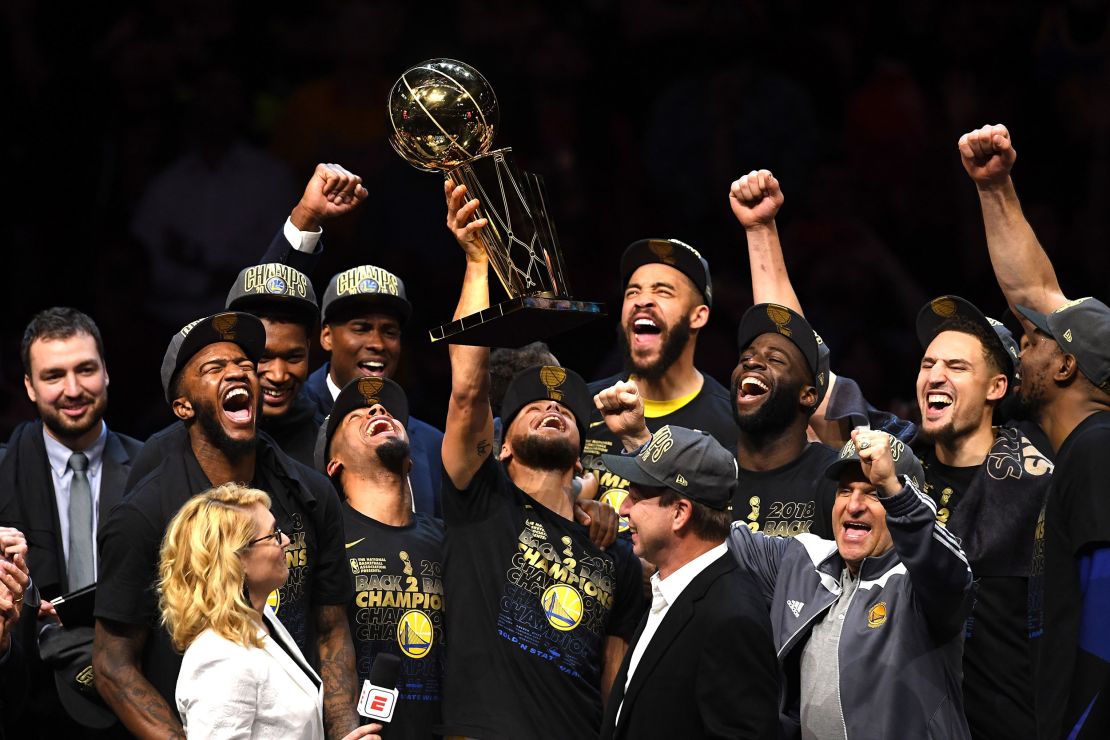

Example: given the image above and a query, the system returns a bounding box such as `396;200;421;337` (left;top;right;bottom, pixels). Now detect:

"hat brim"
600;453;668;490
227;294;320;324
323;294;413;325
1015;305;1053;336
824;455;863;481
53;671;118;729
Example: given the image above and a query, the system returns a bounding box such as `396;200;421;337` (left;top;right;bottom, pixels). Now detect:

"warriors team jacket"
728;479;974;740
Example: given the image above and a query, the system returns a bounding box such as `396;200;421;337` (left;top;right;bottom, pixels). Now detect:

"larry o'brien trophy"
388;58;605;347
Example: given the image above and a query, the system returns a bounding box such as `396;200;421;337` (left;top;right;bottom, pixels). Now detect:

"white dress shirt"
43;422;108;571
616;541;729;725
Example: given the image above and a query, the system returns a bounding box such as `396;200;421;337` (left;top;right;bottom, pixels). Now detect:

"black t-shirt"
739;442;839;539
343;507;445;740
1029;411;1110;739
582;372;738;534
922;450;1032;740
440;457;644;740
95;423;351;711
259;392;322;469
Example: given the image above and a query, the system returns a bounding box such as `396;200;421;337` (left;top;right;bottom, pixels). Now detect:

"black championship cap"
39;625;117;730
736;303;831;405
314;376;410;471
161;312;266;403
601;425;737;511
1017;297;1110;393
225;263;319;323
500;365;590;451
321;265;412;324
915;295;1019;381
825;433;925;489
620;238;713;308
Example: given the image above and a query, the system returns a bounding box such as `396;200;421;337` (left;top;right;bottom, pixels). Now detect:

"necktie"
67;452;95;590
650;580;668;614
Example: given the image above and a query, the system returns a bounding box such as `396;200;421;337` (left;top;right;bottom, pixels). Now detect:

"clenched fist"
594;380;651;451
729;169;784;229
958;124;1016;188
290;162;368;231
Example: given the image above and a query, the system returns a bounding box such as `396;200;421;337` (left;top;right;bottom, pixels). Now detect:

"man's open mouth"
222;386;253;425
357;360;386;376
737;374;771;404
365;417;395;437
924;391;954;420
537;414;566;432
261;385;293;405
841;520;872;542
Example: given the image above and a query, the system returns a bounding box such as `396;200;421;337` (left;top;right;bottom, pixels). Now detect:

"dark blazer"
601;551;779;740
259;224;322;275
0;420;142;599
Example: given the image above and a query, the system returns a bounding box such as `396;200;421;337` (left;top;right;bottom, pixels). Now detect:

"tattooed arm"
93;618;185;739
315;604;359;739
442;178;496;491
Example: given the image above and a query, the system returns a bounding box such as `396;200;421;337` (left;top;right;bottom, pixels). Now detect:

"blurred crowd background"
3;0;1110;440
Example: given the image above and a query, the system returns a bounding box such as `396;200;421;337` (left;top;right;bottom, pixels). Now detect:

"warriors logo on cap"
212;313;238;340
266;276;286;294
767;304;793;337
335;266;402;297
930;297;958;318
358;377;385;404
648;240;676;265
539;365;566;401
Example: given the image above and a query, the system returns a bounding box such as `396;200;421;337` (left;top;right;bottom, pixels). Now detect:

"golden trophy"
388;58;605;347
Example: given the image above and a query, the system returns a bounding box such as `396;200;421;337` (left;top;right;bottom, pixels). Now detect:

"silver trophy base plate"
429;295;606;348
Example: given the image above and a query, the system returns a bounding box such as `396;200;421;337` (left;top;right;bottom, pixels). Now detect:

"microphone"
358;653;402;725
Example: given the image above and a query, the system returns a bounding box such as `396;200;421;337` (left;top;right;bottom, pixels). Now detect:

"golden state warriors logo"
357;377;384;405
265;276;287;294
358;278;379;293
867;602;888;628
213;313;238;340
542;584;583;631
266;589;281;614
648;239;676;265
601;488;631;533
397;609;434;658
767;304;793;337
539;365;566;401
930;297;957;318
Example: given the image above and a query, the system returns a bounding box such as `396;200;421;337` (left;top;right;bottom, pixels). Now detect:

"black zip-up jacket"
728;479;974;739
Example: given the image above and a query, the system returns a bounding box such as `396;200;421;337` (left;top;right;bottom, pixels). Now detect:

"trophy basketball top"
388;58;499;172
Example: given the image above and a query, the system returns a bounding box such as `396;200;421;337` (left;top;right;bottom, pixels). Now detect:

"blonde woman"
160;484;380;740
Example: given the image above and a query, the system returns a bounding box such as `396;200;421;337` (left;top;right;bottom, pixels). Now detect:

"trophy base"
430;296;606;348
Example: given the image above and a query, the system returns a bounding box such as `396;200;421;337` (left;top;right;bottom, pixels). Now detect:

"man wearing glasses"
93;312;357;740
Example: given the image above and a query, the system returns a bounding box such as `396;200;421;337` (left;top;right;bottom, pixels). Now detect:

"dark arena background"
3;0;1109;439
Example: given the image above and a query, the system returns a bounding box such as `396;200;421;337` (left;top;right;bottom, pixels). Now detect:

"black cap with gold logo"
315;376;410;471
225;262;318;324
620;238;713;308
321;264;412;324
500;364;590;451
160;312;266;403
736;303;830;405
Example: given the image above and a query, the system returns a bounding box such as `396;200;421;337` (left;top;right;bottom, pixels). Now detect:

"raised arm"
442;180;496;490
958;124;1068;314
729;169;802;313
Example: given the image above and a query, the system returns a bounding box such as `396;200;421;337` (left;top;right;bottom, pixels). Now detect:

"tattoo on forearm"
317;605;358;740
477;439;491;457
95;626;185;739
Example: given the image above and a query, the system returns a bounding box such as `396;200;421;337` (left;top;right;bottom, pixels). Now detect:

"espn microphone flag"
358;653;402;723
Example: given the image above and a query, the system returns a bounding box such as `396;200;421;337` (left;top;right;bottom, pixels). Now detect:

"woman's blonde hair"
158;483;273;652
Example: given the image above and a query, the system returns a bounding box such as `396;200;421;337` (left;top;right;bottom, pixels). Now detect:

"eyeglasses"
249;527;284;546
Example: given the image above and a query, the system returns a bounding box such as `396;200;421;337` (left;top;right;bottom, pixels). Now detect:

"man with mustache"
960;122;1110;739
0;308;142;736
438;180;643;739
582;238;737;535
316;377;446;740
226;262;321;467
93;312;357;740
301;266;444;516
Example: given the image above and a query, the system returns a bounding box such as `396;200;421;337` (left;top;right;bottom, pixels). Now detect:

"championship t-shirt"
95;424;351;711
739;442;839;539
343;507;445;740
1029;411;1110;739
583;372;738;533
439;457;644;739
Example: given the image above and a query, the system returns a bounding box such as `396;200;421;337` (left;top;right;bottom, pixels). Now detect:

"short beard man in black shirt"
731;304;837;538
318;377;446;740
93;312;359;740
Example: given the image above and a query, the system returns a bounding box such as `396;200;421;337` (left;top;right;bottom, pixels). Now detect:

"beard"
619;320;691;381
40;391;108;444
733;375;806;437
194;396;256;461
375;437;411;476
918;411;977;447
512;432;579;471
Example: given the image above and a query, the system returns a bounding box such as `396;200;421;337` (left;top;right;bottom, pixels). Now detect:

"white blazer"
176;605;324;739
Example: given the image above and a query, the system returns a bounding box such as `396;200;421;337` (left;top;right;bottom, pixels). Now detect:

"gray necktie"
67;452;95;590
